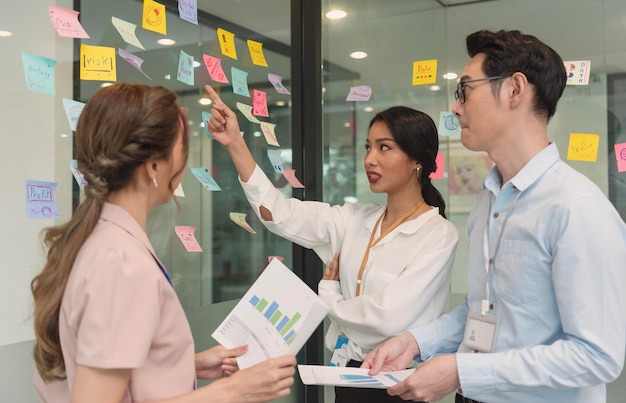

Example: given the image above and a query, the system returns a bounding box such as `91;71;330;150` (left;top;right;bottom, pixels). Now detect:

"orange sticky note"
80;44;116;81
142;0;167;35
175;226;202;252
567;133;600;162
217;28;237;60
412;59;437;86
247;39;268;67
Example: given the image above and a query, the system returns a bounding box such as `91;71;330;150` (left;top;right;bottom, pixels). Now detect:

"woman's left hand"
323;252;340;281
195;344;247;379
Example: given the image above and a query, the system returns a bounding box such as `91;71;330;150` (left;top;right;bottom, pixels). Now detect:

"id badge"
462;310;499;353
329;335;349;367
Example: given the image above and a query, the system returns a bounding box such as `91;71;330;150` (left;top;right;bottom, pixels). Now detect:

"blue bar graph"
249;294;301;344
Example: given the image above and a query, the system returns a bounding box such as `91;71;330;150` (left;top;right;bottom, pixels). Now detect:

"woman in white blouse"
206;85;459;403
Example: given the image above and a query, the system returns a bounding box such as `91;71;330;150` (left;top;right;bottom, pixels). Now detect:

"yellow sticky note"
567;133;600;162
217;28;237;60
142;0;166;35
80;44;116;81
412;59;437;85
247;39;268;67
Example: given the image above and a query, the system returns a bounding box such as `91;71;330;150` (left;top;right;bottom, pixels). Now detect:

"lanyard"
355;201;423;296
152;255;173;286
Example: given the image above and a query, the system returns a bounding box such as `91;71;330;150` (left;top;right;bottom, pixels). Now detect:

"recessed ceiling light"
350;51;367;59
253;131;262;137
60;133;69;138
198;98;212;105
164;74;171;80
100;82;113;88
157;38;176;46
0;30;14;37
192;61;201;68
276;101;286;106
443;72;458;80
326;10;347;19
364;106;374;112
430;85;441;91
344;121;351;128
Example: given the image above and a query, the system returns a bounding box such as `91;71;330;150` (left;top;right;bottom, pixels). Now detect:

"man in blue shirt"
362;29;626;402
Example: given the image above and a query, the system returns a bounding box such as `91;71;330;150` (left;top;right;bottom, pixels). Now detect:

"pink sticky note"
252;89;269;117
268;256;285;263
203;54;229;83
283;169;304;188
429;153;445;179
49;5;90;38
175;226;203;252
615;142;626;172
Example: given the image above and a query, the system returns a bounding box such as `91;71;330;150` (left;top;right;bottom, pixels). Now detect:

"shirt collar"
485;143;560;196
100;202;157;257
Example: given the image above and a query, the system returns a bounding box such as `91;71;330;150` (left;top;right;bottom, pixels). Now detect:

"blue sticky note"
438;111;461;136
25;180;60;218
22;53;57;95
191;167;222;191
201;111;214;139
231;67;250;97
177;50;195;86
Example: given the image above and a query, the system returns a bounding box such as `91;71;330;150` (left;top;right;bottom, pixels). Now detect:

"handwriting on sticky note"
143;0;167;35
267;149;284;173
567;133;600;162
247;39;268;67
111;17;145;50
564;60;591;86
178;0;198;25
203;54;229;83
191;167;222;191
268;73;290;94
412;59;437;86
615;142;626;173
231;67;250;97
346;85;372;101
25;180;60;219
175;226;202;252
230;212;257;234
283;169;304;188
177;50;195;85
438;111;461;136
22;53;57;95
236;102;261;123
260;122;280;146
80;44;116;81
62;99;85;131
253;89;269;117
69;160;87;188
217;28;237;59
49;5;90;38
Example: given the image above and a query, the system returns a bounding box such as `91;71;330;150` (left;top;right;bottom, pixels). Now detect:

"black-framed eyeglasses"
454;76;506;104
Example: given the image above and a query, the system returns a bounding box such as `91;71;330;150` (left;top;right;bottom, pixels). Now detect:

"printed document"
298;365;415;389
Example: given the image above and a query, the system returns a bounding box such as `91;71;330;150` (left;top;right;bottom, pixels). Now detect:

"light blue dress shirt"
411;144;626;402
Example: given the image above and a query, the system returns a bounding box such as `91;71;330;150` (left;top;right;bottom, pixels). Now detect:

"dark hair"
466;29;566;120
369;106;447;218
31;83;189;382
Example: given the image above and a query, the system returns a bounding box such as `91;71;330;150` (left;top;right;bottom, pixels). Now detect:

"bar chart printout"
297;365;415;389
212;258;329;369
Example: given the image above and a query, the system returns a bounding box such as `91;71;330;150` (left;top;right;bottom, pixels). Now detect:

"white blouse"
240;165;459;361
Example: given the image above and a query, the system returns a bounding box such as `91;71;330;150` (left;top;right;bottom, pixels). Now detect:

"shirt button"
493;212;499;218
458;388;463;394
489;258;494;264
490;303;494;310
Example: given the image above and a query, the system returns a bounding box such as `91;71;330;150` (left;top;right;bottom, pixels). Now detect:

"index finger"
205;85;224;106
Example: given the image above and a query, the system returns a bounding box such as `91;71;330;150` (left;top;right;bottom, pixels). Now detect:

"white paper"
212;259;329;369
298;365;414;389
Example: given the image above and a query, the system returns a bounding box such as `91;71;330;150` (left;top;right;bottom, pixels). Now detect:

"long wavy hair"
31;83;189;382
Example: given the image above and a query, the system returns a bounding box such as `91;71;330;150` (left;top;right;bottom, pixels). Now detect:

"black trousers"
334;360;426;403
455;393;483;403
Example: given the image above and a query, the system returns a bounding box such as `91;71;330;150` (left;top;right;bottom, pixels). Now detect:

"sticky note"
247;39;268;67
231;67;250;97
438;111;461;136
252;89;269;117
174;182;185;197
412;59;437;86
614;142;626;172
178;0;198;25
267;149;284;173
118;49;151;80
217;28;237;59
268;73;290;94
282;169;304;188
230;212;257;234
260;122;280;146
142;0;167;35
346;85;372;101
567;133;600;162
22;53;56;95
268;256;285;263
69;160;87;188
203;54;229;83
80;44;116;81
429;153;445;179
177;50;194;85
565;60;591;86
175;226;202;252
236;102;261;123
25;180;60;219
111;17;145;50
191;167;221;191
62;99;85;131
48;5;89;38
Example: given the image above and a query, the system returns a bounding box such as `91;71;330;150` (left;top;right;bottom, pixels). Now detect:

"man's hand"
361;332;420;374
388;354;459;402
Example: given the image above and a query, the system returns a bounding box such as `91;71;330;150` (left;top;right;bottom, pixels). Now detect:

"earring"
416;167;421;179
153;177;158;188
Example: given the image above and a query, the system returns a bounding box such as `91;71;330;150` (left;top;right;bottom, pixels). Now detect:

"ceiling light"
198;98;212;105
350;51;367;59
192;61;201;68
344;121;351;128
253;131;262;137
60;133;69;138
364;107;374;112
0;30;13;37
430;85;441;91
157;38;176;46
443;72;458;80
326;10;347;19
164;74;171;80
100;82;113;88
276;101;286;106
